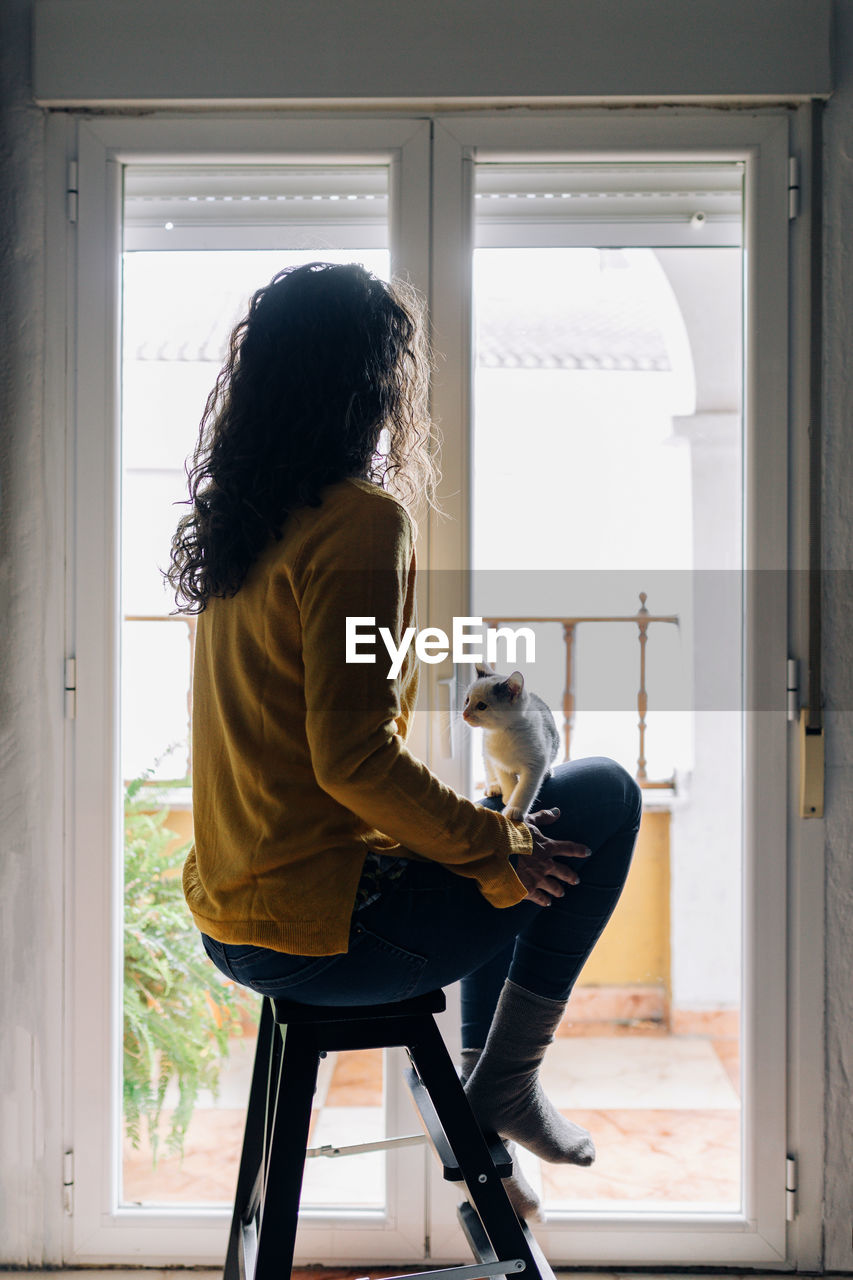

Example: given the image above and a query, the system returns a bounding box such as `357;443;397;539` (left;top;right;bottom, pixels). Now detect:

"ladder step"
458;1199;498;1264
405;1066;512;1181
458;1201;557;1280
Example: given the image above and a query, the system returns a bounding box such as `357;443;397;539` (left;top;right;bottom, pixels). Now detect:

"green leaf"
122;769;258;1169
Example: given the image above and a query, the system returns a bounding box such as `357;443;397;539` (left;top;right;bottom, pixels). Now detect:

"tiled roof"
129;289;671;372
476;292;670;372
126;252;672;372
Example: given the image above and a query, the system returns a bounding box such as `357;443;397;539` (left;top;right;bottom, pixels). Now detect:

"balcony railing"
485;593;679;790
127;591;679;791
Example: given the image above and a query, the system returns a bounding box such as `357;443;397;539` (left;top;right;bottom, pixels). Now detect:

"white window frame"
60;112;432;1266
424;109;794;1269
51;104;822;1270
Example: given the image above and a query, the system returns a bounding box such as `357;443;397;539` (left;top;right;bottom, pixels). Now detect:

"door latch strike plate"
799;709;824;818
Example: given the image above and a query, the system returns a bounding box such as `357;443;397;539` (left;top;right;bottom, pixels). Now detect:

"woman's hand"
517;807;591;906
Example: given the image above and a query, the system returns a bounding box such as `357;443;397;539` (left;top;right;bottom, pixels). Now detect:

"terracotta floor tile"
326;1049;384;1106
541;1036;739;1109
122;1028;743;1209
122;1108;244;1205
558;1019;669;1037
540;1108;740;1207
672;1009;740;1037
712;1037;742;1095
557;985;668;1028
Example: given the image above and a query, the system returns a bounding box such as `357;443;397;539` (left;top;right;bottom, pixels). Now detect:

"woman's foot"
463;980;595;1166
500;1140;547;1222
460;1048;546;1221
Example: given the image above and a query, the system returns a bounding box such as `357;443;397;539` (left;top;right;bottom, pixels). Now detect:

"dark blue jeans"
201;756;641;1049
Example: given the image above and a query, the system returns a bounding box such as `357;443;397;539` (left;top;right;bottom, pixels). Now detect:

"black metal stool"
224;988;555;1280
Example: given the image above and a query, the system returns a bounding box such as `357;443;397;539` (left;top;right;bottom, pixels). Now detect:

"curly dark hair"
167;261;438;613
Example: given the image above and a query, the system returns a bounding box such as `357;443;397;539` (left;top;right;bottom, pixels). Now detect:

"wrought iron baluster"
562;621;576;762
636;592;650;783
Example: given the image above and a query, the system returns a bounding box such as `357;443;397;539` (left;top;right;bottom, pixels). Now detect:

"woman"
168;261;641;1218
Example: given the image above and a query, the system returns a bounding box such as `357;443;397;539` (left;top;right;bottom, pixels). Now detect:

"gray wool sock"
463;979;596;1167
459;1046;545;1221
500;1139;547;1223
459;1047;483;1086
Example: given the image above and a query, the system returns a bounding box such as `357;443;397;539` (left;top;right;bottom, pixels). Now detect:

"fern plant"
123;772;257;1163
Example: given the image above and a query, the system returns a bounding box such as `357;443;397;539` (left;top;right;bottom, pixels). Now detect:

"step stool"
224;988;555;1280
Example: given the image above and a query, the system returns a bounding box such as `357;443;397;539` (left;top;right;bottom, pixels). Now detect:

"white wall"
32;0;831;105
820;2;853;1267
661;249;744;1013
0;0;66;1264
1;0;852;1267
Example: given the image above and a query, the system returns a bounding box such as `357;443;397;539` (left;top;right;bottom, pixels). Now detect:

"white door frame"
61;112;432;1266
54;104;820;1270
425;109;793;1267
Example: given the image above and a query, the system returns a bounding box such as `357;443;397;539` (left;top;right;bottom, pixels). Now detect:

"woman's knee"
549;756;642;827
594;757;642;822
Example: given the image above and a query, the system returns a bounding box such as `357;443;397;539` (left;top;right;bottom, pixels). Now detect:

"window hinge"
787;658;799;722
788;157;800;220
66;160;78;224
786;1154;797;1221
63;1149;74;1216
64;657;77;720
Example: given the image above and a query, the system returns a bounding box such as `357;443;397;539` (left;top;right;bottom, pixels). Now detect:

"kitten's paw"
503;805;525;821
485;783;503;798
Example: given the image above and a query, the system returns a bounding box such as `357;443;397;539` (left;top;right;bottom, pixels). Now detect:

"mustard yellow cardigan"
183;478;532;955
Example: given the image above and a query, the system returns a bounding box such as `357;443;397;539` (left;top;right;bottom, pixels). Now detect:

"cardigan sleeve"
294;491;531;908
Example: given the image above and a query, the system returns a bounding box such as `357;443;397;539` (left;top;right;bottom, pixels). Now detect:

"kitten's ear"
506;671;525;701
475;663;496;679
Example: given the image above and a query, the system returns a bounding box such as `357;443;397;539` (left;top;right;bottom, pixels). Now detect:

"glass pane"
299;1049;386;1209
470;165;743;1214
120;165;390;1208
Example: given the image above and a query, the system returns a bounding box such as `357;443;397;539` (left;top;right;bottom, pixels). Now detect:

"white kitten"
462;663;560;820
